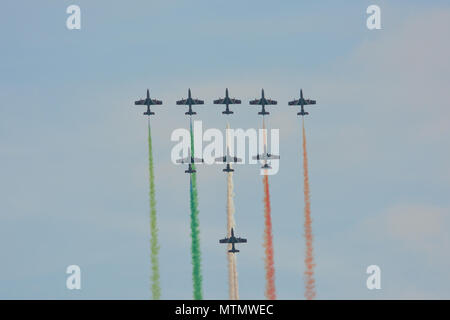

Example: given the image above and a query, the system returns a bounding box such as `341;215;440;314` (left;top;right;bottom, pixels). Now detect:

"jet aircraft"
252;144;280;161
176;89;204;115
134;89;162;115
253;143;280;169
176;148;204;174
219;228;247;253
249;89;277;115
215;146;242;172
213;88;241;115
288;89;316;116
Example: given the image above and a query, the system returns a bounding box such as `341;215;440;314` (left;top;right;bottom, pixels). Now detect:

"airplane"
252;143;280;162
176;88;204;115
249;89;277;115
215;146;242;172
213;88;241;115
253;143;279;169
176;148;204;173
288;89;316;116
134;89;163;115
219;227;247;253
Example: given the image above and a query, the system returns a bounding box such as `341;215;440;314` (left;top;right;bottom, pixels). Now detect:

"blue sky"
1;1;450;299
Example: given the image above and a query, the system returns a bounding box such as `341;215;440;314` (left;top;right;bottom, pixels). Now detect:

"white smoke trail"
226;123;239;299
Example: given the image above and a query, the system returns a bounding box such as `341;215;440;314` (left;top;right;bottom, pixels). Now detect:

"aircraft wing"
192;157;204;163
252;153;279;160
266;99;277;105
176;99;188;105
214;156;226;163
192;99;204;105
135;99;146;105
214;98;241;104
135;99;162;105
225;155;242;163
213;98;225;104
288;99;316;106
252;153;268;160
176;157;190;164
219;237;231;244
249;99;261;105
235;238;247;243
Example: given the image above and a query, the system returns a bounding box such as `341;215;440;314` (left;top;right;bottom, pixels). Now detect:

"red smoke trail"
262;118;276;300
302;118;316;300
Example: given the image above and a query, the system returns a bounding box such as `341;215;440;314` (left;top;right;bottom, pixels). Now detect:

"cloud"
349;8;450;141
359;203;450;268
385;205;446;241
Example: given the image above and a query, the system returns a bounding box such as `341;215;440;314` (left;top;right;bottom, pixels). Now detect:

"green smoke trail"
148;119;161;299
189;119;203;300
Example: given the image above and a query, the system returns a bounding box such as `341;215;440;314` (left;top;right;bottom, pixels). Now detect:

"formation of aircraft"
219;228;247;253
134;89;163;115
288;89;316;116
215;146;242;172
213;88;241;115
133;87;318;258
176;148;204;174
134;88;317;117
176;88;204;116
249;89;277;116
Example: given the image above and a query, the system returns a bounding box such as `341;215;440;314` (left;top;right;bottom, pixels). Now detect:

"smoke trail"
262;174;276;300
189;119;203;300
225;124;239;299
302;118;316;300
226;169;237;299
227;250;235;299
147;119;161;299
232;254;239;299
262;118;277;300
